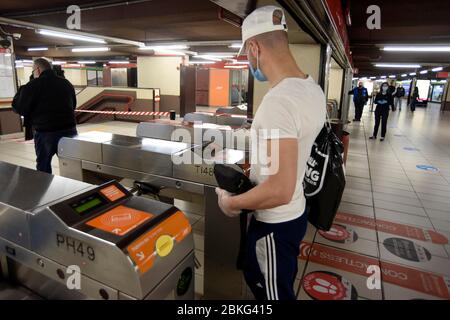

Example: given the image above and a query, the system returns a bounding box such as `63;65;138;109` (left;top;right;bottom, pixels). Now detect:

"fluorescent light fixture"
383;46;450;52
370;77;376;79
16;59;33;64
72;47;110;52
77;61;96;64
108;61;129;64
139;45;189;50
64;64;81;67
52;61;67;65
203;53;235;58
195;55;222;62
352;77;358;80
419;70;428;74
38;29;106;44
409;72;416;76
27;47;48;52
380;76;387;79
432;67;443;72
153;49;185;56
188;60;215;65
375;63;421;68
229;43;242;49
401;74;407;77
225;65;247;69
389;75;396;78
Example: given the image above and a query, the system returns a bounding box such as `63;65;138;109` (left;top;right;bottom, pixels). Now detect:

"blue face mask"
248;48;267;82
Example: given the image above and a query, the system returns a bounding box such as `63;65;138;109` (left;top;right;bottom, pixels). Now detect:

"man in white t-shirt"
215;6;326;300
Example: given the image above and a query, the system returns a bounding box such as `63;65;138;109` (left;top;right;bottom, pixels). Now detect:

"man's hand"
215;188;241;218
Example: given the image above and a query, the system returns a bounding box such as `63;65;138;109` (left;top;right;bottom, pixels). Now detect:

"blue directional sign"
416;165;439;172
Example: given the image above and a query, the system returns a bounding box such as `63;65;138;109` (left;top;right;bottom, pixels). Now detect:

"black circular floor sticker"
319;224;358;244
383;237;432;262
302;271;358;300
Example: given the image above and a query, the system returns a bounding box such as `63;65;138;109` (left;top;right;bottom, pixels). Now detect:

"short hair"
34;58;52;71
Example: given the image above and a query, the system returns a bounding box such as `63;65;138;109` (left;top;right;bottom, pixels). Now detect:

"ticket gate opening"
0;161;195;300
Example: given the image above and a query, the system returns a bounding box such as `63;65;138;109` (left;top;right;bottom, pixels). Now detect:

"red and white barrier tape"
75;109;170;117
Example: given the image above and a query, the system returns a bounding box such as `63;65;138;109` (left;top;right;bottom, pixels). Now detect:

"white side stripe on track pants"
255;233;279;300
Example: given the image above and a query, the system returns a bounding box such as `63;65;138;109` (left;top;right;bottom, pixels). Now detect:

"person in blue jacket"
369;82;393;141
348;82;369;121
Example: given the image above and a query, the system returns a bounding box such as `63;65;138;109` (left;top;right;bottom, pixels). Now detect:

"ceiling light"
72;47;110;52
375;63;421;68
352;77;358;80
432;67;443;72
188;60;215;65
370;77;376;79
27;47;48;52
52;61;67;65
77;61;96;64
38;29;106;44
389;75;396;78
420;70;428;74
139;45;189;50
203;53;235;58
380;76;387;79
108;61;129;64
225;65;247;69
194;55;222;62
64;64;81;67
383;46;450;52
409;72;416;76
228;43;243;49
401;74;407;77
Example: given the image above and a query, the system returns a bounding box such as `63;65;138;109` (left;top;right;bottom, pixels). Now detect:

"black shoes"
369;136;376;140
380;137;385;141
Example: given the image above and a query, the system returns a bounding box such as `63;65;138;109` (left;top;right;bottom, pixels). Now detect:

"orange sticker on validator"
86;205;153;236
127;211;191;274
100;185;126;202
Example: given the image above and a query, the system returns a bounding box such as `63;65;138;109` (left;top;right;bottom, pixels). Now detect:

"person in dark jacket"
12;58;77;174
410;87;419;112
388;81;396;111
393;84;405;111
348;82;368;121
369;82;392;141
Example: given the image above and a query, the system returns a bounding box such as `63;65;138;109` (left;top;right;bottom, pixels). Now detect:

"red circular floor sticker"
319;224;358;244
302;271;358;300
383;238;432;262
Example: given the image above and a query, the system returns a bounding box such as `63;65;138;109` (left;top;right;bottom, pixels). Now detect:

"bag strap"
325;106;332;129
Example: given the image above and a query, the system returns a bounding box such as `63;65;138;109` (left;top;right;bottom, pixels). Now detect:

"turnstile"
0;161;194;300
57;131;250;299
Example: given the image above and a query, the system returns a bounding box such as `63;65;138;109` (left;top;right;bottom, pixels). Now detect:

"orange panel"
209;69;230;107
86;205;153;236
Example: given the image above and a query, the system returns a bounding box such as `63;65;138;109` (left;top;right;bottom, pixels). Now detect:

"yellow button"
155;235;174;257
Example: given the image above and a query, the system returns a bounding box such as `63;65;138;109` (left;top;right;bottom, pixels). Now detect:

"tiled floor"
1;100;450;300
296;101;450;300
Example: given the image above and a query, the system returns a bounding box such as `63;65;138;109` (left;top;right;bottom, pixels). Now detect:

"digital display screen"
70;194;106;215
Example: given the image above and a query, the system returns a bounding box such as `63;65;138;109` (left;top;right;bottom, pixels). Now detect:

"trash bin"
329;119;350;166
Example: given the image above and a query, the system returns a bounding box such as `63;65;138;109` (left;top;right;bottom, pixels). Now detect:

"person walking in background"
394;84;405;111
12;58;78;174
410;87;419;112
348;82;368;121
388;81;396;111
369;82;392;141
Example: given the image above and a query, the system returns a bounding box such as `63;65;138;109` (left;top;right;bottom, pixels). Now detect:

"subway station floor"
1;101;449;300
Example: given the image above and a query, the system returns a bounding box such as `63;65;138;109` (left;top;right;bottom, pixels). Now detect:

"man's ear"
248;40;259;56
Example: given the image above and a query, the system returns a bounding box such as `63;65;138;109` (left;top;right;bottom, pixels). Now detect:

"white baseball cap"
238;5;288;56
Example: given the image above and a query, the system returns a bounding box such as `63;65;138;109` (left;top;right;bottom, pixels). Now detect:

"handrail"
77;92;135;111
